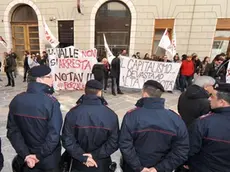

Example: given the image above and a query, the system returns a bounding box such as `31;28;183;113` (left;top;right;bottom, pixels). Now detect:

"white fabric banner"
226;61;230;83
47;46;97;90
120;56;181;91
103;33;115;64
43;18;59;48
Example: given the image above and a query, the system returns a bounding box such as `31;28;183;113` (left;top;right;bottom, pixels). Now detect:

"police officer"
62;80;119;172
188;83;230;172
119;80;189;172
7;65;63;172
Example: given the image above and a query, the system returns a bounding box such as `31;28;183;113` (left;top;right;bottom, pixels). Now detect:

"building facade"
1;0;230;62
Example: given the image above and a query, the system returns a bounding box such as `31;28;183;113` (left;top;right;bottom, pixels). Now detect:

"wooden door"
12;25;27;60
12;24;39;61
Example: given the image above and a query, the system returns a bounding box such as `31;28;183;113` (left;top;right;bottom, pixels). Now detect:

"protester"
192;53;202;75
62;80;119;172
188;83;230;172
102;58;110;91
180;55;194;92
178;76;215;127
110;52;123;96
92;57;107;88
4;52;16;87
0;138;3;171
7;65;63;172
136;52;141;59
119;80;189;172
200;56;210;76
23;51;30;82
204;54;224;81
9;49;17;78
144;53;150;60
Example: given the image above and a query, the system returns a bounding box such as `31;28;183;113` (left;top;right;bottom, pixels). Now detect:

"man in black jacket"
4;52;16;87
119;80;189;172
188;83;230;172
62;80;119;172
110;53;123;96
23;51;30;82
7;65;63;172
92;57;107;88
178;76;215;127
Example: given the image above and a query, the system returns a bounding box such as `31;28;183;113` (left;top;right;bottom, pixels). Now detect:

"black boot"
117;90;124;94
5;84;11;87
112;91;116;96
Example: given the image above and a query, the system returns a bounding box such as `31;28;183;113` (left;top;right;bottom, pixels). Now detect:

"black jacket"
24;56;29;69
178;85;210;127
110;57;120;78
62;95;119;171
188;107;230;172
5;56;16;72
0;138;3;171
119;97;189;172
7;82;63;170
92;63;107;81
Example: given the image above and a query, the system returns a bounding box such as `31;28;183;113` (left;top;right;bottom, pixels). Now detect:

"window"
152;19;174;56
95;1;131;57
211;19;230;59
58;21;74;48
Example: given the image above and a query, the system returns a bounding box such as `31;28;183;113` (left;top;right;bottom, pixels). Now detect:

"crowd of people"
131;51;229;92
0;50;49;87
0;63;228;172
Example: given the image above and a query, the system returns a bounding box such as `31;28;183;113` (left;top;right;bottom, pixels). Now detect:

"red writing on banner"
45;31;55;44
58;58;91;70
81;49;97;58
64;82;85;90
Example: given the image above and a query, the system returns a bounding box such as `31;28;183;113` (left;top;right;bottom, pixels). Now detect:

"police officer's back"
7;65;63;172
62;80;119;172
119;80;189;172
188;83;230;172
0;138;3;171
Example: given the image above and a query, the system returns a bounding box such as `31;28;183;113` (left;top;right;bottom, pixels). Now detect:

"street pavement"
0;71;181;172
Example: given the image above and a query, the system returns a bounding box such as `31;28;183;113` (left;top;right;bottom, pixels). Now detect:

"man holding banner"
110;53;124;96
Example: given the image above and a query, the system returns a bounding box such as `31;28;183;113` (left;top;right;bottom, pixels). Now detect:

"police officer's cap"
214;83;230;93
30;65;51;77
86;80;103;90
144;80;165;92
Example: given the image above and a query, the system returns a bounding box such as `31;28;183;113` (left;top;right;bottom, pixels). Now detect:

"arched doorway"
11;5;39;60
95;1;131;57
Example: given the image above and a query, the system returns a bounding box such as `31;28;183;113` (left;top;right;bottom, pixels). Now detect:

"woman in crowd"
144;53;150;60
200;56;210;76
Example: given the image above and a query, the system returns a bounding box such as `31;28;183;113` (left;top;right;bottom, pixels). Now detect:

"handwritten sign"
48;46;97;90
120;56;181;91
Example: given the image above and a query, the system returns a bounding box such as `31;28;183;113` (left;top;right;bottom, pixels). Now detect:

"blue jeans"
180;75;193;92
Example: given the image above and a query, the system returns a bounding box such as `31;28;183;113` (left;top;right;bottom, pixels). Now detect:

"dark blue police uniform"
119;97;189;172
0;138;3;171
62;92;119;172
188;83;230;172
7;66;63;172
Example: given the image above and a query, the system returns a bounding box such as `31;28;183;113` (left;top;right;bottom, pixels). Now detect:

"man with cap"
7;65;63;172
119;80;189;172
188;83;230;172
62;79;119;172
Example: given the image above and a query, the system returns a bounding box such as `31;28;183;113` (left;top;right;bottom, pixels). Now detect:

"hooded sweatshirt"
178;85;211;127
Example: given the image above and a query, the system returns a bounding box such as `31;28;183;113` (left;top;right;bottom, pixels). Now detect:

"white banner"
47;46;97;90
120;56;181;91
226;61;230;83
43;17;59;48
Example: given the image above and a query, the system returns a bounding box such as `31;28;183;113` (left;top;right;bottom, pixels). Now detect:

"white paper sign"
47;46;97;90
120;56;181;91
